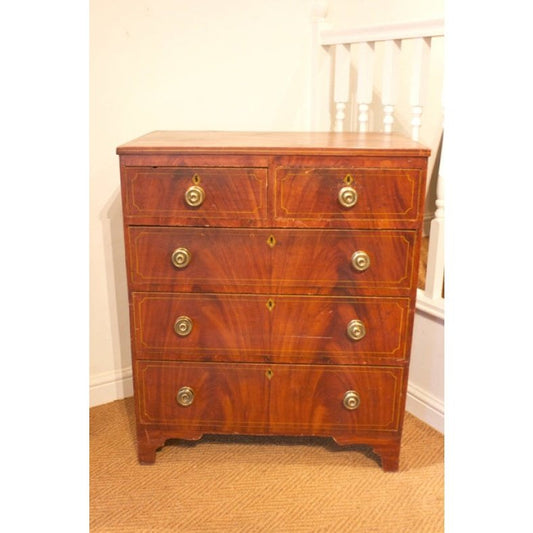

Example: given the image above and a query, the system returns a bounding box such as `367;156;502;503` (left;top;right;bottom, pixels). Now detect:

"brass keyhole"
343;174;353;185
265;369;274;380
267;235;276;248
266;298;275;311
192;173;201;184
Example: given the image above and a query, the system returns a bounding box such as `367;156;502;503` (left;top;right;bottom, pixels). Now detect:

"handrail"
320;18;444;45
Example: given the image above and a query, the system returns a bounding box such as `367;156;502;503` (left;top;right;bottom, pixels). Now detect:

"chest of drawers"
117;131;429;471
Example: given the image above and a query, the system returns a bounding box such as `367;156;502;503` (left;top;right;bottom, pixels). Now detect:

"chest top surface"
116;130;430;157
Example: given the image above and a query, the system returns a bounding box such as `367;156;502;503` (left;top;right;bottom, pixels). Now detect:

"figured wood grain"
133;293;270;358
127;227;271;293
127;227;417;296
268;364;405;432
132;293;411;365
269;296;410;363
136;361;404;433
269;229;416;296
123;166;267;226
274;166;423;229
136;361;270;430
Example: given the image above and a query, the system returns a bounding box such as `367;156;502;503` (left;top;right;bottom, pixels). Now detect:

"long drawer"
127;227;417;296
136;361;405;433
132;293;411;364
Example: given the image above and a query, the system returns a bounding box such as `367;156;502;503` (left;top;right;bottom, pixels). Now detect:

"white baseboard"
406;381;444;433
90;367;133;407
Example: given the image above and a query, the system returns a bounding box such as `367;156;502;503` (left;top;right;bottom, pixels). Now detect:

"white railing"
311;4;444;319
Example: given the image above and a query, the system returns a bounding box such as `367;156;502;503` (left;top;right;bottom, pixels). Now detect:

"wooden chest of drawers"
117;131;429;471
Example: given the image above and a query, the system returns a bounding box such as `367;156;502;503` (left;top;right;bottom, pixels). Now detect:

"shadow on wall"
99;187;132;396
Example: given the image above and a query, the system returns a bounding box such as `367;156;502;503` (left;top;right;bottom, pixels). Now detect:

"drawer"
135;361;404;433
127;227;416;295
121;166;267;226
274;166;424;229
132;293;411;364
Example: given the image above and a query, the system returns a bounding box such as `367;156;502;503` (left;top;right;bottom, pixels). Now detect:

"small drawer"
274;165;424;229
132;293;410;364
122;166;267;226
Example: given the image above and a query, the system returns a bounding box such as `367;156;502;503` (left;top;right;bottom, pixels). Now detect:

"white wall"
90;0;445;433
90;0;314;404
407;311;444;432
326;0;444;26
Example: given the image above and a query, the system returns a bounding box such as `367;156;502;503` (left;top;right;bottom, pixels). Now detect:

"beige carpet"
90;397;443;532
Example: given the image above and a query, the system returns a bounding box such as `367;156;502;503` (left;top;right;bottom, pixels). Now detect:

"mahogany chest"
117;131;429;471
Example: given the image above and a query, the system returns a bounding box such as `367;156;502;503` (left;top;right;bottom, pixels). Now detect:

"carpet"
90;397;443;532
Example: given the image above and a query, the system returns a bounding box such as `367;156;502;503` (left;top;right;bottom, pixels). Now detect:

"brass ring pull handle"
351;250;370;272
171;247;191;269
347;319;366;341
174;316;193;337
338;186;358;208
185;184;205;207
176;386;194;407
343;390;361;410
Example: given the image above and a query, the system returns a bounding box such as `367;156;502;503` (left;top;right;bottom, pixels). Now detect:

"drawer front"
132;293;410;363
122;167;267;226
135;361;404;434
274;166;424;228
127;227;416;295
135;361;270;432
